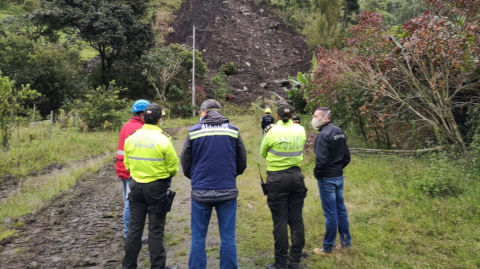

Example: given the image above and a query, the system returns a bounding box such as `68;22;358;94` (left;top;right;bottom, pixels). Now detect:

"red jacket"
116;116;144;179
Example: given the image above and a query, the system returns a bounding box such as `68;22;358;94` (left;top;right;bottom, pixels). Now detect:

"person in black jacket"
261;108;275;132
310;107;352;255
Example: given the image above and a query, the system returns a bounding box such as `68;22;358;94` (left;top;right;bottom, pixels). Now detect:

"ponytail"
282;116;289;123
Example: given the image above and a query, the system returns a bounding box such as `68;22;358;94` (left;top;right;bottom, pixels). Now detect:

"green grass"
0;122;117;178
227;115;480;269
0;155;112;241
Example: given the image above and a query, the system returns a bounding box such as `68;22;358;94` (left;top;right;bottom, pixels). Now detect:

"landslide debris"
167;0;311;105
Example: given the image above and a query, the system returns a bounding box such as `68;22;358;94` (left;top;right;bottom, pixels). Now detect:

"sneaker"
313;248;332;255
123;236;148;244
338;244;352;251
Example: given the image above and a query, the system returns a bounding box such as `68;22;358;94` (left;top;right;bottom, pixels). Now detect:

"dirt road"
0;126;222;269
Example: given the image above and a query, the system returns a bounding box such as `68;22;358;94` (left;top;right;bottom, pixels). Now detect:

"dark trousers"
266;167;307;268
122;178;171;269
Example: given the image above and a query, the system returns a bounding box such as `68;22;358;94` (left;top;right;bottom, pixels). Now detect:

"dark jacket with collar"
261;114;275;130
313;122;351;178
180;110;247;202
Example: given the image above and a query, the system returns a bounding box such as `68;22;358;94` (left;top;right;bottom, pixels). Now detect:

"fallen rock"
274;79;290;87
269;22;280;29
260;83;267;88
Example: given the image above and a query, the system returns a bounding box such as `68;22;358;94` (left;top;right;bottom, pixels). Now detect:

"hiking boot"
313;248;332;255
266;264;287;269
166;267;178;269
287;260;305;269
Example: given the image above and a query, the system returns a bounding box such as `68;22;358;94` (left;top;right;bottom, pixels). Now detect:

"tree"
0;33;87;115
0;72;40;149
311;7;480;154
141;44;207;107
31;0;155;82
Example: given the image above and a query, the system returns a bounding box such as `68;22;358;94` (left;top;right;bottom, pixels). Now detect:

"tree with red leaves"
310;1;480;154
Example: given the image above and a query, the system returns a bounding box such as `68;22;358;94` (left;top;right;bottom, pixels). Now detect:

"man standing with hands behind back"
311;107;352;255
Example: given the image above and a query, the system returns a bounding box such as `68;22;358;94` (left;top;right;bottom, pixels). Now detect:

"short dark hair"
277;102;294;123
316;107;332;120
144;103;162;125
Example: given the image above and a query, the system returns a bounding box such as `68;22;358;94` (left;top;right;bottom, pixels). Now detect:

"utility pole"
192;25;196;117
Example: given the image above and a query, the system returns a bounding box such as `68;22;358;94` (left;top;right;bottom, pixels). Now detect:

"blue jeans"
317;176;352;252
189;198;238;269
121;178;131;238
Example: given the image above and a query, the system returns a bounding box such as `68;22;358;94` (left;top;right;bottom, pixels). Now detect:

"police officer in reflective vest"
260;102;307;269
122;103;179;269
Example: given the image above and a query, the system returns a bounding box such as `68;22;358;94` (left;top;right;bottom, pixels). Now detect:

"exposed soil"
0;126;222;269
167;0;311;105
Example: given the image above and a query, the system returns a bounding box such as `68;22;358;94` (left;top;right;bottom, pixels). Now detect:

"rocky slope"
167;0;312;105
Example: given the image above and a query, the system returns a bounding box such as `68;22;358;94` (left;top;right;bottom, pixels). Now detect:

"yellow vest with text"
124;124;179;183
260;120;306;171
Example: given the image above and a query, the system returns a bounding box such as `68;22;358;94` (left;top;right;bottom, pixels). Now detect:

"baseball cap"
200;99;221;111
144;103;162;124
277;102;294;118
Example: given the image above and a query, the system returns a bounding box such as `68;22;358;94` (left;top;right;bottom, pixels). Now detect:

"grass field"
227;115;480;269
1;113;479;267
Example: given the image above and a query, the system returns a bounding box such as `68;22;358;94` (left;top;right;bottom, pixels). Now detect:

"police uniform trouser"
267;167;307;267
123;178;171;269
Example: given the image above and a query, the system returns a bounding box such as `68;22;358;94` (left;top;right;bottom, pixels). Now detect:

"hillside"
167;0;312;105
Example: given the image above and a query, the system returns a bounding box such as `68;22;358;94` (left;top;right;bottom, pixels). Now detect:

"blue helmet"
131;99;151;113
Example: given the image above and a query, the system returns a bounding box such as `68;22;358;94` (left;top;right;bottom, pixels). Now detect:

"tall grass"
228;115;480;269
0;123;118;178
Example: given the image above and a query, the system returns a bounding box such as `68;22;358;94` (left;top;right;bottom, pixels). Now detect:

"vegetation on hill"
254;0;427;49
0;0;206;148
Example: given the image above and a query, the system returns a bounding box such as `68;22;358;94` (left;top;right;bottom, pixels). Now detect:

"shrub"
219;62;237;75
410;155;463;197
65;81;127;131
211;75;230;100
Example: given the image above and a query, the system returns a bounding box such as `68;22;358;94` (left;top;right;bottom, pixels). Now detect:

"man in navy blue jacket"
181;99;247;269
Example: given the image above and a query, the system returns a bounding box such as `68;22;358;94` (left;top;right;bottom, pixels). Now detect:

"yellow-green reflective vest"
260;120;306;172
124;124;179;183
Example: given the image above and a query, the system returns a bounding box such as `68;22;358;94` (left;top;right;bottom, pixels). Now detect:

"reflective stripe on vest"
118;150;125;155
268;148;303;157
189;128;238;140
129;156;165;162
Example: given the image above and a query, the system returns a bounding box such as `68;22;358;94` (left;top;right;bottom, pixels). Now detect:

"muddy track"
0;154;111;204
0;127;222;269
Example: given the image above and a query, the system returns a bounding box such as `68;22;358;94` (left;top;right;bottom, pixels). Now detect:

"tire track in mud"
0;127;222;269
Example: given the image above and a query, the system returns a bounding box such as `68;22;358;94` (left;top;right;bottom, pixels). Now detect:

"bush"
219;62;237;75
410;155;464;197
65;81;128;131
211;75;230;100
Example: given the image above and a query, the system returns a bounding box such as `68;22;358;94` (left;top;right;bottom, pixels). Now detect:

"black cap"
144;103;162;124
277;102;294;118
200;99;221;111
